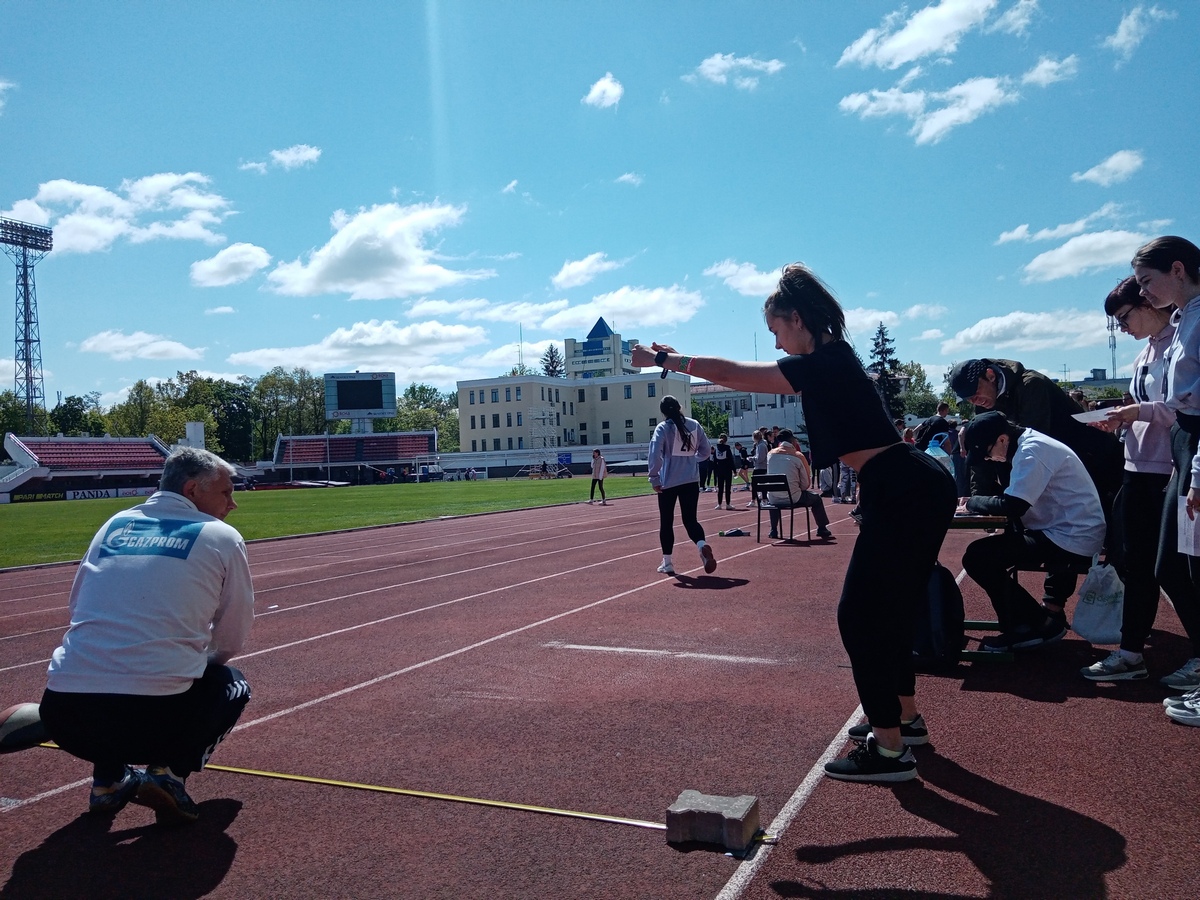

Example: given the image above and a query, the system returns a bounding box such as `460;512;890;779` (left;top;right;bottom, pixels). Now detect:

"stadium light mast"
1;217;53;435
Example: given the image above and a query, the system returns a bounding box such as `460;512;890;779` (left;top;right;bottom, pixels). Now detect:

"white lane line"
716;705;865;900
543;641;778;666
1;777;91;812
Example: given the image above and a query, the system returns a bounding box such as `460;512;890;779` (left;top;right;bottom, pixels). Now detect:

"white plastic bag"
1072;563;1124;645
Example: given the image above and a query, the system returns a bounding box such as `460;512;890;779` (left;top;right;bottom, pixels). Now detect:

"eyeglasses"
1115;306;1141;329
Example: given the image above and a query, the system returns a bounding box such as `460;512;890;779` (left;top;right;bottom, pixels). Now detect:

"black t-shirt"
776;340;900;469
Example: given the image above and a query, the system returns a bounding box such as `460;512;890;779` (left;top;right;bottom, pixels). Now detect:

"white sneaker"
1081;650;1148;682
1163;687;1200;709
600;500;608;505
1161;657;1200;690
588;500;594;505
657;561;675;575
725;504;734;510
714;504;723;510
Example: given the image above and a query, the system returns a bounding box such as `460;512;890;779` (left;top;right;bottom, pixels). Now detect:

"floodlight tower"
0;217;53;435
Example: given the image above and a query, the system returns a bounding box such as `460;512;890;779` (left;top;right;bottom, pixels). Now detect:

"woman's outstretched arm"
631;343;795;394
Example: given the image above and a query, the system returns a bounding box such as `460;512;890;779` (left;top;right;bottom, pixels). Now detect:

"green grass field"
0;476;656;570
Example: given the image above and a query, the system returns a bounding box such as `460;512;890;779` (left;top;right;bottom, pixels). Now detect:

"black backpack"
913;562;966;668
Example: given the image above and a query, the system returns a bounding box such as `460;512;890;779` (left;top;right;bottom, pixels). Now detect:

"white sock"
1118;649;1144;664
697;539;707;552
662;555;672;566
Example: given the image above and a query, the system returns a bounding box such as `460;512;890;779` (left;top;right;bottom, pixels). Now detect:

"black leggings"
838;445;956;729
40;664;251;782
657;482;705;554
962;530;1090;630
714;467;733;505
590;478;606;500
1154;421;1200;655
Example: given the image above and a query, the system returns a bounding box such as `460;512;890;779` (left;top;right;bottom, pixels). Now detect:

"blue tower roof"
586;318;614;340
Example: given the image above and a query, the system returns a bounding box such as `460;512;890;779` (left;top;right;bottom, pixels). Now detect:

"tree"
897;362;938;418
0;390;28;440
540;344;565;378
691;401;729;441
504;363;537;376
868;322;902;418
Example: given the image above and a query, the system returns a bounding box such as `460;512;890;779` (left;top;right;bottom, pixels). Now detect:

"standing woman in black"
632;263;957;783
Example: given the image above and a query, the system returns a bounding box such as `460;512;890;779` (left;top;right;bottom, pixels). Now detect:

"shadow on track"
669;576;750;591
2;799;242;900
771;750;1124;898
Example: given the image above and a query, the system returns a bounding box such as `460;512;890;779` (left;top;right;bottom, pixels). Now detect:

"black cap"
949;359;990;401
963;411;1013;466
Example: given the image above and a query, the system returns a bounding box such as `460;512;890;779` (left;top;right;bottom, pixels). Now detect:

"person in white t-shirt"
39;447;255;824
959;412;1106;652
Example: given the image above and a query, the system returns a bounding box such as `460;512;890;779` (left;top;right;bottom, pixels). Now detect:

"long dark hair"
1132;236;1200;283
764;263;846;342
1104;276;1143;316
660;395;692;451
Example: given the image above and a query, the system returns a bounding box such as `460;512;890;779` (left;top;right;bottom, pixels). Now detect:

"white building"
563;318;639;379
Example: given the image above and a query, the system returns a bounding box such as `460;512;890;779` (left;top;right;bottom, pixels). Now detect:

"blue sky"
1;0;1196;407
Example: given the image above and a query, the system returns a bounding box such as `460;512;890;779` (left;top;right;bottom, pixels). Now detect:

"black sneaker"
847;714;928;746
88;767;144;815
981;615;1066;652
824;735;917;783
136;767;200;824
817;527;834;539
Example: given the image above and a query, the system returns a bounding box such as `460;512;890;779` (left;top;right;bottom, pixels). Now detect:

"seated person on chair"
958;412;1106;652
765;429;833;540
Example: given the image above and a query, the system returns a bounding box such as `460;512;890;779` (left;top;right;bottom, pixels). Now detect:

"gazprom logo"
99;518;204;560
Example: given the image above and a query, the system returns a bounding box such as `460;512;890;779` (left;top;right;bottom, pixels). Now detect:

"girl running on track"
633;262;956;783
647;395;717;576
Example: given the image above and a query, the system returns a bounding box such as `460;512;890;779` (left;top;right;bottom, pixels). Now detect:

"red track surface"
1;493;1197;898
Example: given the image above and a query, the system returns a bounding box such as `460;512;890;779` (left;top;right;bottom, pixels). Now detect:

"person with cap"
632;262;956;784
959;412;1106;652
948;357;1123;507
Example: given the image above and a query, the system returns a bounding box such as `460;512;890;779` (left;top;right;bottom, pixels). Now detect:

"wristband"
678;355;696;375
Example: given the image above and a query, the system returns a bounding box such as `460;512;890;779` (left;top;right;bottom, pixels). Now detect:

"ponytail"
659;395;693;451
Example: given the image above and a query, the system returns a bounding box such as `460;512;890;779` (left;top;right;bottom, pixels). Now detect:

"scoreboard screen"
324;372;398;419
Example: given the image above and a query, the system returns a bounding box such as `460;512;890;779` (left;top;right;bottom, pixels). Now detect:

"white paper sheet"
1178;497;1200;556
1071;409;1115;423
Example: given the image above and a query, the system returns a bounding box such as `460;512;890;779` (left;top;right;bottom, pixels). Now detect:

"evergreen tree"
540;344;566;377
868;322;902;418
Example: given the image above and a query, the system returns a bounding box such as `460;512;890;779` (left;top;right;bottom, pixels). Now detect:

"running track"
1;493;1196;898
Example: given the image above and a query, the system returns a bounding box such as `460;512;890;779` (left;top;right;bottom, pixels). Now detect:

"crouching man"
39;447;255;824
959;412;1105;652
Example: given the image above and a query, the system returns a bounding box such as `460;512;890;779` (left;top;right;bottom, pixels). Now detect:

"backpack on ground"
913;562;966;668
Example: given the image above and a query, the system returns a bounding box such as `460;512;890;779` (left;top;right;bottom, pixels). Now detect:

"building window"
649;417;657;427
626;432;634;443
554;389;560;403
578;388;585;402
469;390;475;404
647;383;656;398
493;438;500;451
479;391;485;404
517;413;523;426
519;437;524;449
741;398;750;410
624;419;633;428
470;415;476;429
569;402;574;415
623;385;632;399
725;400;732;411
541;386;546;401
516;387;521;400
492;414;500;428
507;437;513;450
471;440;477;452
491;389;499;403
602;434;610;445
600;387;609;401
601;420;610;429
505;387;511;402
556;413;561;426
506;412;512;427
580;421;588;432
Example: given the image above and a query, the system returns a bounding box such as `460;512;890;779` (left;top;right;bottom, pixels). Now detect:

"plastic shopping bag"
1072;563;1124;645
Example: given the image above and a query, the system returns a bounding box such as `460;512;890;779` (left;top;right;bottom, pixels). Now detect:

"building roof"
586;318;614;340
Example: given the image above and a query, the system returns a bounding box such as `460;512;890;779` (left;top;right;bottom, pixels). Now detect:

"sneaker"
1081;650;1148;682
847;714;929;747
767;531;779;540
1165;703;1200;726
136;767;200;825
588;500;594;505
1160;657;1200;690
849;507;863;524
89;767;144;815
817;527;833;539
725;504;734;511
824;735;917;783
600;500;608;505
714;504;723;510
657;561;676;575
980;615;1066;652
699;544;717;574
1163;687;1200;709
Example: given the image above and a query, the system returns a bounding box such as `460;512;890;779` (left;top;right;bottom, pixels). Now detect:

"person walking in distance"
712;433;736;510
589;448;608;505
635;263;956;783
647;395;717;576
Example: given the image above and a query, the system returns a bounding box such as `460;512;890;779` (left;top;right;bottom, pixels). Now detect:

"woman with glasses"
632;263;956;784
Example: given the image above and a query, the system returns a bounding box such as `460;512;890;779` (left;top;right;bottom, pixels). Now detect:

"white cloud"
1022;54;1079;87
239;161;268;175
905;303;949;318
996;203;1121;244
1021;229;1149;283
941;309;1109;354
615;172;643;186
226;319;487;385
687;53;785;90
205;306;236;315
1103;5;1175;63
0;356;13;383
270;144;322;169
840;75;1018;145
190;242;272;287
987;0;1039;35
540;285;704;332
2;173;230;254
266;202;495;300
838;0;998;70
1071;150;1143;187
0;80;15;114
551;252;623;290
703;259;779;297
582;73;623;108
917;328;945;340
844;308;901;336
502;180;518;193
471;339;559;373
79;329;205;361
407;297;569;324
